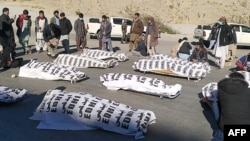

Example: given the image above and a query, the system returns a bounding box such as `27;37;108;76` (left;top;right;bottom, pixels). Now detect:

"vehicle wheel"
96;31;100;40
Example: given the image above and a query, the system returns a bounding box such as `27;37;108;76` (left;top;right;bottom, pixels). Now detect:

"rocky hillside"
3;0;250;25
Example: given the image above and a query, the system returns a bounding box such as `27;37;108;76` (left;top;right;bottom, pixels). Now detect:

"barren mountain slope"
3;0;250;25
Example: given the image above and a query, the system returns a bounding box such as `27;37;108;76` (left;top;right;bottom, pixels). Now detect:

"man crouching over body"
43;23;61;58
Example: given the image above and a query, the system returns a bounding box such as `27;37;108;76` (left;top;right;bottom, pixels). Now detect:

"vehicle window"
203;25;211;30
127;20;132;26
241;25;250;33
113;18;123;25
230;25;240;32
89;18;100;23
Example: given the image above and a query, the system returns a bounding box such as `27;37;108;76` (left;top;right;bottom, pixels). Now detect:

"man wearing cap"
59;12;72;53
74;13;87;52
16;9;32;55
213;16;232;69
0;7;16;69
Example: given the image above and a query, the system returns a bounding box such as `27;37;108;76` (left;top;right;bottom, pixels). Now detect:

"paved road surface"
0;24;249;141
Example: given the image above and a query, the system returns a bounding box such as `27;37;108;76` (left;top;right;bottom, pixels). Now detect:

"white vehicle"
228;23;250;46
193;23;250;46
87;17;146;39
193;24;212;40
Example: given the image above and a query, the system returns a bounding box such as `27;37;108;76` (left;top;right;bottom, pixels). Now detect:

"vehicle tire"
96;31;100;40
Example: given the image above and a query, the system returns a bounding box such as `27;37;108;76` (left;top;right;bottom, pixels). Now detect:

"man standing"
121;19;127;44
145;17;159;56
228;25;237;59
100;15;113;52
0;7;16;69
74;13;86;52
213;17;232;69
59;12;72;54
50;10;60;26
35;10;48;53
129;13;144;51
16;9;32;55
43;23;61;58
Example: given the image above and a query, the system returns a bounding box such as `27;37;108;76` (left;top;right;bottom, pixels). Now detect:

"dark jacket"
218;78;250;131
230;30;237;44
178;41;192;55
74;18;86;37
0;14;15;47
135;40;147;56
217;24;232;46
189;48;208;62
100;21;112;39
35;16;48;33
43;24;61;42
59;18;72;35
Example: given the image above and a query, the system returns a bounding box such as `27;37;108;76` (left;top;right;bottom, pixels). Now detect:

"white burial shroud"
133;55;210;79
81;48;128;62
30;89;156;139
53;54;118;68
18;60;86;82
201;71;250;102
100;73;182;99
0;85;28;103
151;54;211;73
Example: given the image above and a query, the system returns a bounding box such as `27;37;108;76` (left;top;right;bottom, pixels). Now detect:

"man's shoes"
234;56;238;59
47;53;51;57
50;55;56;59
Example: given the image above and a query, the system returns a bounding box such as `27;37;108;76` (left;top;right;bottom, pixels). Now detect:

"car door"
111;18;123;37
230;24;242;45
240;25;250;45
126;19;132;34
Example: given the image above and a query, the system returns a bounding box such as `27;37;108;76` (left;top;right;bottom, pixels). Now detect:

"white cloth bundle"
133;59;208;79
0;85;28;103
236;71;250;85
30;89;156;139
201;71;250;102
201;82;218;102
100;73;182;99
82;48;128;62
53;54;118;68
151;54;211;73
18;60;86;82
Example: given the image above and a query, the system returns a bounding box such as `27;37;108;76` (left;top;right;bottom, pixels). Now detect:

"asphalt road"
0;31;249;141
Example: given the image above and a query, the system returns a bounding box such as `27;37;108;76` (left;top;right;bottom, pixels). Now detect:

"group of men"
0;7;88;69
99;12;160;57
170;37;208;63
170;16;249;72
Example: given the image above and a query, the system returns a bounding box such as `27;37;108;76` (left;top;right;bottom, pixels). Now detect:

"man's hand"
13;15;16;21
243;66;248;71
47;42;51;46
192;59;198;63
